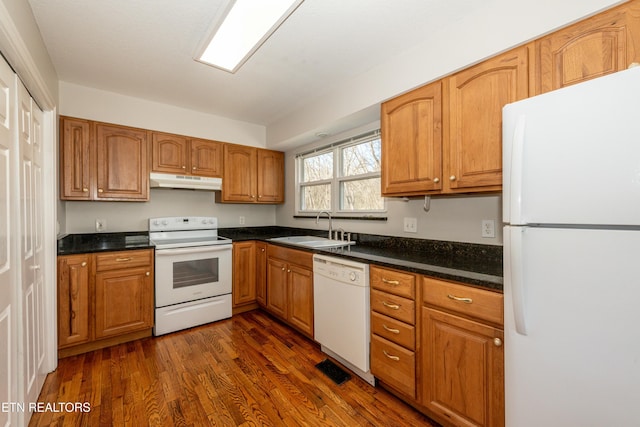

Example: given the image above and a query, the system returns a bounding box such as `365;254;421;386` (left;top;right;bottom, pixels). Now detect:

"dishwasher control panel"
313;254;368;287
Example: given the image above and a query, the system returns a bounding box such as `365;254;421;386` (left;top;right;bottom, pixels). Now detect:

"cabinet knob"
98;188;104;193
251;195;256;199
494;338;503;347
433;177;440;183
81;262;87;267
146;271;150;276
287;269;291;273
258;195;262;198
182;165;186;169
261;248;265;252
281;267;285;271
82;188;89;192
192;166;196;170
449;175;456;181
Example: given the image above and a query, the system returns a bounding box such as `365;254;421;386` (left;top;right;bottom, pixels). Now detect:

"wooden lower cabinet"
421;307;504;427
57;254;91;348
232;241;257;307
265;245;314;337
94;266;153;339
57;249;154;357
420;276;504;427
255;242;268;306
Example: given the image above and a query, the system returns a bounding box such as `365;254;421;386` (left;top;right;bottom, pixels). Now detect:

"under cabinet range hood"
149;172;222;191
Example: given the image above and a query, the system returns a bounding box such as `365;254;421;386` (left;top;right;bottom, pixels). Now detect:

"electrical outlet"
239;216;245;225
95;218;106;232
403;217;417;233
482;219;495;238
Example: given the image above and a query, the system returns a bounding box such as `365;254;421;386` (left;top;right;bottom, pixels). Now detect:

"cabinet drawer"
423;276;503;325
371;311;415;350
370;265;415;299
95;250;152;272
371;334;416;398
371;289;415;325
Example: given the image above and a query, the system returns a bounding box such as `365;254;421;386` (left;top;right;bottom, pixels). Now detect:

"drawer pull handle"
383;350;400;361
383;324;400;334
382;301;400;310
447;294;473;304
116;257;132;262
382;278;400;285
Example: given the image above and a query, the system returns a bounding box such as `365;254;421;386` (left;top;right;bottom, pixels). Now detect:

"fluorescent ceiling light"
196;0;304;73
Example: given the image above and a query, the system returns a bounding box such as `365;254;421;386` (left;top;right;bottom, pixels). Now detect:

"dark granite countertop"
220;226;503;291
57;231;153;256
57;227;503;291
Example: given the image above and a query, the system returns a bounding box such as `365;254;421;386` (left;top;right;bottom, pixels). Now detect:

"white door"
17;79;46;411
0;54;18;427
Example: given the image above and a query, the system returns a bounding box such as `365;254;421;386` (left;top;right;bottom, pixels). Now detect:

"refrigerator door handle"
506;226;528;335
510;115;526;225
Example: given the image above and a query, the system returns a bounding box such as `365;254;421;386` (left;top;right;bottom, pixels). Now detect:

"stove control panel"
149;216;218;232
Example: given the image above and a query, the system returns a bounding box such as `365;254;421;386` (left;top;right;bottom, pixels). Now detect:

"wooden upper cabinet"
60;117;91;200
381;81;442;196
445;46;529;192
95;123;149;200
223;144;257;202
151;132;188;174
535;0;640;95
60;117;150;201
151;133;223;177
190;138;223;177
221;144;284;203
257;149;284;203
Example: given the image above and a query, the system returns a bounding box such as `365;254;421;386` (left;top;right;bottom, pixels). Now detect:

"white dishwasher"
313;254;375;385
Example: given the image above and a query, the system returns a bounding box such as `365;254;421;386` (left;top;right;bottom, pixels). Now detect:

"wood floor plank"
30;310;439;427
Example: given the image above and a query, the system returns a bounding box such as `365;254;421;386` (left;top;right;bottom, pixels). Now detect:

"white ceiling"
27;0;480;143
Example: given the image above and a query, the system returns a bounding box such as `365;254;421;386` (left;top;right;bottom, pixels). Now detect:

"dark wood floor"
30;310;439;426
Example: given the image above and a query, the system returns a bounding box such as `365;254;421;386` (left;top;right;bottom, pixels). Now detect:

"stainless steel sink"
268;235;355;249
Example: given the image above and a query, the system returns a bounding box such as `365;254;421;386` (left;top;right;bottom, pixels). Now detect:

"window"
296;130;385;216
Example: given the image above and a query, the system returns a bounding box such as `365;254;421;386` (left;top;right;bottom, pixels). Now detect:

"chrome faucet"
315;211;332;239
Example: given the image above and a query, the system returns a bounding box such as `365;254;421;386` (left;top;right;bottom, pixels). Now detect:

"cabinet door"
60;117;91;200
95;123;149;200
257;149;284;203
232;241;256;307
191;139;223;177
535;1;640;95
381;81;442;196
287;264;313;337
223;144;257;202
421;307;504;427
445;46;529;193
151;132;188;174
266;257;288;319
94;266;153;338
57;255;91;348
255;242;268;306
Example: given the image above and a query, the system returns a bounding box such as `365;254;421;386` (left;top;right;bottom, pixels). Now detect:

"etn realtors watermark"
1;401;91;413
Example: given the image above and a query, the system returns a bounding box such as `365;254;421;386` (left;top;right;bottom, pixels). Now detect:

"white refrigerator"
503;66;640;427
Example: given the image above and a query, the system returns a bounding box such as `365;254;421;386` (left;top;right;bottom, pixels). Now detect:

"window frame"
295;130;386;217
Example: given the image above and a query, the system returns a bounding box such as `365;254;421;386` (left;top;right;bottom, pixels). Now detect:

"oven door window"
173;258;219;289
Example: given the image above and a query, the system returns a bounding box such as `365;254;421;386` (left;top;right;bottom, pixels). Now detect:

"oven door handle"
155;245;232;257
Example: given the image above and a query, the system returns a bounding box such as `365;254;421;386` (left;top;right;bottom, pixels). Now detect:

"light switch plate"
404;217;417;233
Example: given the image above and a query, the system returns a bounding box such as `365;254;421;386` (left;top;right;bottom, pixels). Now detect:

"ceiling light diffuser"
196;0;304;73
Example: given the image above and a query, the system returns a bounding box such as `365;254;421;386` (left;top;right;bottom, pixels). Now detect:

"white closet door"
0;55;18;427
31;103;46;399
17;79;46;411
